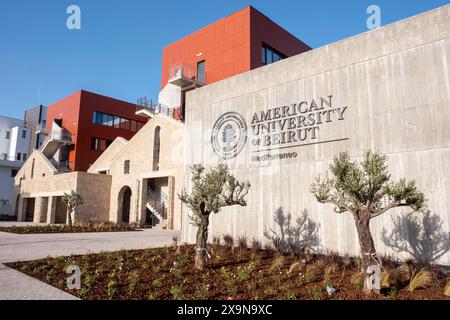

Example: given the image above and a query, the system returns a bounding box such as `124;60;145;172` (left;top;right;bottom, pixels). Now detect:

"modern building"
24;104;47;155
12;5;450;265
145;6;311;121
0;116;31;215
43;90;147;172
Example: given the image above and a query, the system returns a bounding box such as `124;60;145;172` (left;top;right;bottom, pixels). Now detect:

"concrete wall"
182;6;450;265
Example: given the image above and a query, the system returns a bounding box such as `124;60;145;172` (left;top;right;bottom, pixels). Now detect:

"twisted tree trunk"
354;211;378;292
67;209;73;226
194;212;210;271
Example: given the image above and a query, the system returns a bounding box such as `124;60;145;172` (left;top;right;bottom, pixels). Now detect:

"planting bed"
7;244;450;300
0;223;139;234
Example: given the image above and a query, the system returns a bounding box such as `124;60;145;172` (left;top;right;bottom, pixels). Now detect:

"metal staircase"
146;186;168;228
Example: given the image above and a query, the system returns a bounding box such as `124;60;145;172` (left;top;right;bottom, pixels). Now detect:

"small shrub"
286;291;297;300
237;236;248;249
269;255;285;271
212;236;221;246
152;275;165;288
323;265;333;285
107;279;117;300
170;286;184;300
128;270;140;294
288;243;297;258
251;238;261;252
408;268;432;292
223;234;234;250
288;261;302;274
305;264;316;283
444;281;450;297
350;272;365;290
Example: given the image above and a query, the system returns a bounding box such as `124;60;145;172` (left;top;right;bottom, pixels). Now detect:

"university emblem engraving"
211;112;247;160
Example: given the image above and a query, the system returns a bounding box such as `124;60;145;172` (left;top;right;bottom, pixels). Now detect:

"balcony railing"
0;155;25;162
47;130;72;143
136;97;174;117
169;62;206;86
50;159;74;171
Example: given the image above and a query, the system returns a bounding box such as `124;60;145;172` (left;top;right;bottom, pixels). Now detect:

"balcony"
169;63;205;88
0;154;25;168
40;124;74;159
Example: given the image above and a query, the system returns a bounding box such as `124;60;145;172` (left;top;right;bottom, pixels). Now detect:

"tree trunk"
67;209;73;226
354;212;377;292
194;212;210;271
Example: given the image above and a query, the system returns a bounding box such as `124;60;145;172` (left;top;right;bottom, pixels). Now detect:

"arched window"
153;126;161;171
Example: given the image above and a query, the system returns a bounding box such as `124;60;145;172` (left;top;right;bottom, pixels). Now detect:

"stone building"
12;114;184;229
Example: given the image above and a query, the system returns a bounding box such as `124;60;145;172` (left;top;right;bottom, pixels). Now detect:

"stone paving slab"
0;263;79;300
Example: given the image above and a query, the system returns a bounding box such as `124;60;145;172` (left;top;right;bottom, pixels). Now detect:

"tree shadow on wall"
381;211;450;264
263;207;320;253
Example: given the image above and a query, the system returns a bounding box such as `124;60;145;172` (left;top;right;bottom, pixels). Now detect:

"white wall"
0;166;16;215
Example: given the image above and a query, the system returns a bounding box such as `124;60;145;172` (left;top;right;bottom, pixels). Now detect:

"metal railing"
0;155;25;162
50;159;74;171
147;186;168;221
136;97;174;117
50;130;72;142
169;62;206;86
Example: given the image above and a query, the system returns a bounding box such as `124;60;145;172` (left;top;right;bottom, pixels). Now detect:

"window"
5;131;10;139
197;60;206;85
261;44;287;66
120;118;130;130
90;137;112;152
22;130;27;139
130;120;137;132
1;153;7;160
124;160;130;174
113;116;121;128
11;169;18;177
93;111;144;132
16;153;21;161
31;159;35;179
22;153;27;161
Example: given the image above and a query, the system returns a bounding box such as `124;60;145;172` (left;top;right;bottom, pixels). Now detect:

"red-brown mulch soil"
7;245;450;300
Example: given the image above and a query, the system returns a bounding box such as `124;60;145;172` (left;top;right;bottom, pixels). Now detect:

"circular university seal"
211;112;248;160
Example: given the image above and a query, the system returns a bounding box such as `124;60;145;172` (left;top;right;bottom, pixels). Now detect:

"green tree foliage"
310;151;425;291
180;164;250;271
63;191;83;226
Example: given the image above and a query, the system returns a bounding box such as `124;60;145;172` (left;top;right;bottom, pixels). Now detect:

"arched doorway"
118;186;132;224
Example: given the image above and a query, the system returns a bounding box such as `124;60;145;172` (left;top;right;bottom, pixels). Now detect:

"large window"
90;137;112;152
93;112;144;133
261;43;287;65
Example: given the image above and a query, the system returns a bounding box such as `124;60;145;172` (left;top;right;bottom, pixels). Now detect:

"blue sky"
0;0;448;119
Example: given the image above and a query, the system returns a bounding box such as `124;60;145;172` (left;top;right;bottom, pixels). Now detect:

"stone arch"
153;126;161;171
117;186;132;224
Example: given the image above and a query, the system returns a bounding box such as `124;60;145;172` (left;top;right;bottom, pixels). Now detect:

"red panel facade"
46;90;147;172
161;6;311;89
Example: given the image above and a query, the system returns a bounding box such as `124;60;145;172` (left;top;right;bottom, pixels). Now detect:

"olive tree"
310;151;425;291
63;191;83;226
179;164;250;271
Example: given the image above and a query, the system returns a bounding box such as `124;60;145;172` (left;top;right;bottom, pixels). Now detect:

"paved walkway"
0;225;180;300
